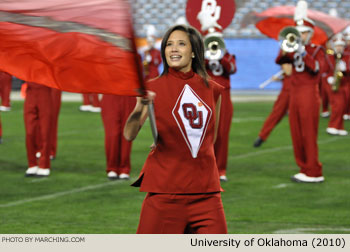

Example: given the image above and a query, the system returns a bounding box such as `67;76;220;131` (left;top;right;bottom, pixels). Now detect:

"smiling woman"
123;25;226;234
164;30;194;73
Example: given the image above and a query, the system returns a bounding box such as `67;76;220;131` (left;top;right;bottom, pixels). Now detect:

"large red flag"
0;0;144;96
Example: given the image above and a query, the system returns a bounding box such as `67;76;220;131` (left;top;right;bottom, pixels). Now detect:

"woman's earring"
192;53;195;58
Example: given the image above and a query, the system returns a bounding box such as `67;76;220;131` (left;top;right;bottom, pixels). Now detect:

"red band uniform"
101;95;136;178
143;48;162;81
325;50;350;134
133;68;227;234
24;82;54;174
344;44;350;119
205;52;236;179
0;71;12;110
258;75;291;141
276;43;327;179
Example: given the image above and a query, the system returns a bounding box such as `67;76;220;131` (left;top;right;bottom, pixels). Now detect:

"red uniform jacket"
276;44;327;87
133;68;223;194
144;48;162;81
323;52;350;87
205;52;236;89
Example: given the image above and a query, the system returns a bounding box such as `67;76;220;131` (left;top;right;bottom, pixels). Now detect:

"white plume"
294;0;308;21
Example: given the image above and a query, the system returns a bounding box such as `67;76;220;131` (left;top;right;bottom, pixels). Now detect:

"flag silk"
0;0;144;96
242;6;350;45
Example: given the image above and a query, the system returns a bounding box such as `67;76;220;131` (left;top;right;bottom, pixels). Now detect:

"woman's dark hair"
160;25;209;87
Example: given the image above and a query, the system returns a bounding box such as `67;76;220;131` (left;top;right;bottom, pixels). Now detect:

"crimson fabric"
51;88;62;157
132;68;223;194
245;6;350;45
101;94;136;175
0;71;12;107
82;94;100;107
277;45;327;177
24;82;53;168
0;0;143;96
206;52;236;176
344;47;350;117
214;88;233;176
259;76;291;141
137;193;227;234
205;52;236;89
144;48;162;81
321;75;331;113
325;53;350;130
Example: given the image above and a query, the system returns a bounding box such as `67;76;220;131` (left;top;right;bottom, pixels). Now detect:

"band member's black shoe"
253;137;264;147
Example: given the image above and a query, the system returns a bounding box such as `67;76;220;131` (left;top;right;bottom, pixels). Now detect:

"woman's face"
165;30;193;73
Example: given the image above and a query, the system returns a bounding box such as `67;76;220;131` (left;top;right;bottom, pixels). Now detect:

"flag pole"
148;102;158;144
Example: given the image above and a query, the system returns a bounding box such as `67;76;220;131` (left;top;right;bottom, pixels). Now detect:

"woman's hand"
139;90;156;105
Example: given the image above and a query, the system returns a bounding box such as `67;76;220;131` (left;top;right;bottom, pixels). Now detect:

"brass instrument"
278;26;301;53
204;35;226;60
332;52;344;92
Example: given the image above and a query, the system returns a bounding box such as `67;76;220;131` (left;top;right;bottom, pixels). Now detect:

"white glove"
145;54;152;63
297;44;306;56
337;60;346;72
327;76;335;85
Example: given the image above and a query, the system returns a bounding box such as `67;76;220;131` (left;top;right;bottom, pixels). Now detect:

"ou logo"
182;103;203;129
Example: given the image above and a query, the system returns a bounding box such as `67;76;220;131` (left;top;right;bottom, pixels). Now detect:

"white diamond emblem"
172;84;212;158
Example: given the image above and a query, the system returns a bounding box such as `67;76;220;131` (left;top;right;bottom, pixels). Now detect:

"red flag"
0;0;144;96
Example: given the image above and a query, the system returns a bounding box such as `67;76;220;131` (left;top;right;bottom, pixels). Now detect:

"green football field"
0;100;349;234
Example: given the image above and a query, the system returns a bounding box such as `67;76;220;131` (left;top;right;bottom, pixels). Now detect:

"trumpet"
332;52;344;92
278;26;301;53
204;35;226;60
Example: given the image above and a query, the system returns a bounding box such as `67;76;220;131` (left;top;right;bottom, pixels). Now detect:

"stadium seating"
129;0;350;38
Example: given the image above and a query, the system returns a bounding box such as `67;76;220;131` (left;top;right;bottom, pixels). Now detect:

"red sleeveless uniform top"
133;68;223;194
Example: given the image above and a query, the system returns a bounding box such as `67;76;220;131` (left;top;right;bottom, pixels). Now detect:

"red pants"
289;85;322;177
259;79;290;141
51;88;62;157
101;95;136;175
24;83;53;168
328;84;349;130
137;192;227;234
0;71;12;107
321;78;331;113
214;88;233;176
82;93;100;107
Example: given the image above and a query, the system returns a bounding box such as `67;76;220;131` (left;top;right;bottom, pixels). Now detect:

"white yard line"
0;180;128;208
274;227;350;234
233;117;265;123
230;136;343;160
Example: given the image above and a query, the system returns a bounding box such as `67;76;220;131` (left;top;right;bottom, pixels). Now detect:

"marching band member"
320;8;339;118
203;30;236;182
276;1;327;183
24;82;54;177
101;95;136;180
0;71;12;112
143;25;162;81
320;39;333;118
342;26;350;120
254;64;292;147
325;33;350;136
